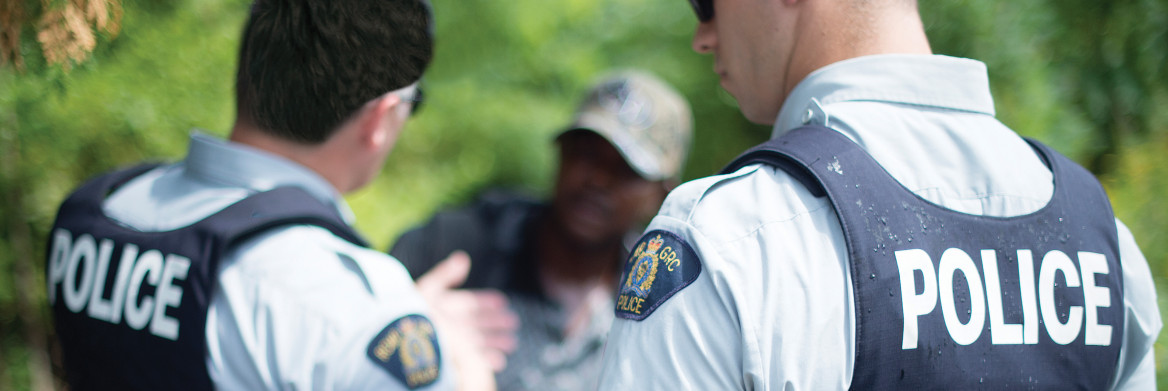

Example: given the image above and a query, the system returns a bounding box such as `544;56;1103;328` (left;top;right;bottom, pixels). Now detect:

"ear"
359;93;403;149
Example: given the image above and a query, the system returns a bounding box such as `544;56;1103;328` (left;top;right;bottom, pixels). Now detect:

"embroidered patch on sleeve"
366;314;442;389
615;230;702;321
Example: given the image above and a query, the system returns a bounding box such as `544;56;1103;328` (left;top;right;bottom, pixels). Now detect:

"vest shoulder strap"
720;125;830;197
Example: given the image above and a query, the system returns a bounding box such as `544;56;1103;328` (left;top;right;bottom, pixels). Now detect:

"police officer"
44;0;494;389
597;0;1161;389
391;71;693;391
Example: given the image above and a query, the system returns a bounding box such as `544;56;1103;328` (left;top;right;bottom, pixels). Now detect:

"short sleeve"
207;226;456;390
597;165;854;390
597;216;744;390
1109;219;1162;390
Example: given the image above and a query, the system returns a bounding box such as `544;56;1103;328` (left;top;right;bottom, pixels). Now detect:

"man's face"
692;0;799;125
552;131;666;248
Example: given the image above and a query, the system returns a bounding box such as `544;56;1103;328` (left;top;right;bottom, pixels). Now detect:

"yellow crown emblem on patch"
647;235;664;254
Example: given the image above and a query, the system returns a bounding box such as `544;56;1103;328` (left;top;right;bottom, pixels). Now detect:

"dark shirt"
391;191;544;295
389;190;616;391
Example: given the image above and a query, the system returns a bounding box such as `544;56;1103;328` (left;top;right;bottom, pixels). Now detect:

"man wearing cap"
596;0;1161;389
389;70;693;391
44;0;497;390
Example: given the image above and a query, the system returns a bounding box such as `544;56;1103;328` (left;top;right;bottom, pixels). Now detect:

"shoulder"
210;225;449;390
657;163;833;244
223;225;423;319
402;190;542;241
630;161;844;317
1114;219;1161;326
611;163;836;321
391;190;543;276
473;189;543;216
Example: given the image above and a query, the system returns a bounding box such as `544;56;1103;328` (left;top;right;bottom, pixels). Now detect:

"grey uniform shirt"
596;54;1161;390
103;133;455;390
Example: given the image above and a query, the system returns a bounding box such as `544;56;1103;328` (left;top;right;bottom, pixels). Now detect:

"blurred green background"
1;0;1164;388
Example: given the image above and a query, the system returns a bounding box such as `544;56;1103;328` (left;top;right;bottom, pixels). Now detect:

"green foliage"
0;1;246;389
922;1;1168;384
350;0;764;245
2;0;1166;389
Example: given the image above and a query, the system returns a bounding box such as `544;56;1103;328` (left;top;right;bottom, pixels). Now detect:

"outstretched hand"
415;251;520;390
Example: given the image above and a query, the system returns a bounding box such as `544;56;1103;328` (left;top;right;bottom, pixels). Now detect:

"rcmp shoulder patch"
615;230;702;321
366;314;441;389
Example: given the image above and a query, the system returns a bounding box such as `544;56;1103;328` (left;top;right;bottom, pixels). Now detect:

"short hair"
235;0;433;144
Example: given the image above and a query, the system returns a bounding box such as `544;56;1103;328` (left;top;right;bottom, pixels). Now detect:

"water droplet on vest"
827;158;844;175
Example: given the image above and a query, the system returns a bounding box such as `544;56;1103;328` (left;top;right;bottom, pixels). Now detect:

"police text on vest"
47;228;190;341
896;248;1112;349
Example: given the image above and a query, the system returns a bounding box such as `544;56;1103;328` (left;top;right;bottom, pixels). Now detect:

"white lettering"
1017;250;1040;344
48;233;192;338
939;248;986;345
63;234;98;313
150;254;190;340
86;239;118;322
896;249;937;349
1078;252;1112;346
108;243;139;324
897;247;1112;349
125;249;163;331
1039;250;1082;345
47;229;73;305
982;250;1023;344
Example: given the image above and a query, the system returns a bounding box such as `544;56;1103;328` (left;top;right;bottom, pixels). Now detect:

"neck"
783;1;932;100
228;121;354;193
535;216;621;337
535;217;622;288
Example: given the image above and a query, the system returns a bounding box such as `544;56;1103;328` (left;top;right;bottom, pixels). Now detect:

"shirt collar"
184;131;356;224
773;54;996;138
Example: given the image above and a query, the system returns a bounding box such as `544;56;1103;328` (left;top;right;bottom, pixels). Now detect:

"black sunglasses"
689;0;713;22
407;84;424;116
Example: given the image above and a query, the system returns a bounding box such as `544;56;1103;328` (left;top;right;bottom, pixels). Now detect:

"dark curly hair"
235;0;433;144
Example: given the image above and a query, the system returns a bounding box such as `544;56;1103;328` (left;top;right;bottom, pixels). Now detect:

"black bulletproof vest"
722;126;1123;390
46;164;368;390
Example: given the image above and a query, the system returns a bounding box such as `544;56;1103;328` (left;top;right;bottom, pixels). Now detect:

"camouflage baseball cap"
560;70;694;181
